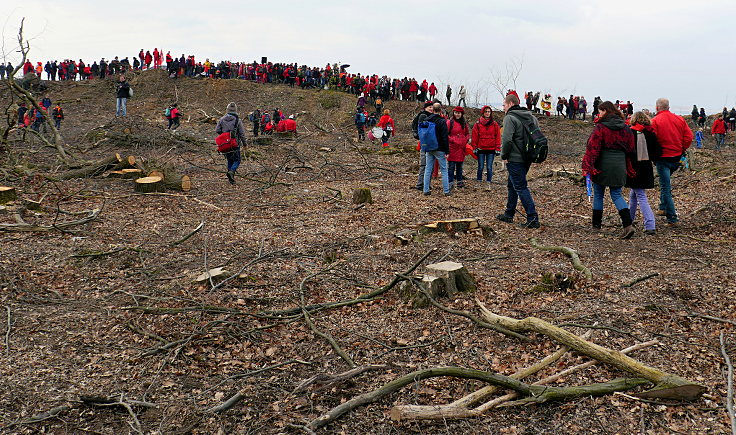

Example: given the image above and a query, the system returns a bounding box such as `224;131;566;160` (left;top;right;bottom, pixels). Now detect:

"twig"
18;404;72;424
530;237;592;281
621;272;659;288
293;364;386;394
721;332;736;435
689;313;736;328
170;221;204;246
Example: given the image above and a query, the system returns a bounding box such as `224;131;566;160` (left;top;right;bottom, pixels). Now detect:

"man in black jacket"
422;102;451;196
116;75;130;117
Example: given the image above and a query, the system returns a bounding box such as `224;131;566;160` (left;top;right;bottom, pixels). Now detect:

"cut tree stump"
0;186;17;204
422;218;479;234
147;170;164;179
399;261;476;308
121;168;143;179
352;188;373;205
134;176;164;193
163;174;191;192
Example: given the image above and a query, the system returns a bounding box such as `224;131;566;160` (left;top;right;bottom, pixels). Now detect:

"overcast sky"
1;0;730;114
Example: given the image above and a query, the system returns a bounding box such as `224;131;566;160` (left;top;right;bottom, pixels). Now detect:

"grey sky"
1;0;730;114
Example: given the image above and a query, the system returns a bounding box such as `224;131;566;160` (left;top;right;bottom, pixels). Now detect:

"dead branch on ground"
530;237;592;281
720;332;736;435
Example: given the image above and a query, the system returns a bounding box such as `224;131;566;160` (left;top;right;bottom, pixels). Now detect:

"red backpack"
215;115;240;152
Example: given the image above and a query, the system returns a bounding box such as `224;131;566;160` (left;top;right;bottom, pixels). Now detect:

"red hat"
453;106;464;113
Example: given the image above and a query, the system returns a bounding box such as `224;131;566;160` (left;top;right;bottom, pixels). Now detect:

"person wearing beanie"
446;106;469;188
215;102;246;184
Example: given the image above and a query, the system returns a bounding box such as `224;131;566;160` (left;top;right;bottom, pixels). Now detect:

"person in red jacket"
377;109;395;146
711;114;726;150
446;106;470;188
428;82;437;101
650;98;693;225
153;48;161;69
284;115;297;133
472;105;501;187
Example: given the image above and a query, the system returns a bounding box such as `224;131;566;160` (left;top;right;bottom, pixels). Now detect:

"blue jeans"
423;151;450;194
476;151;495;182
655;160;680;223
592;182;627;211
504;162;537;221
116;97;127;116
225;148;241;172
448;161;464;185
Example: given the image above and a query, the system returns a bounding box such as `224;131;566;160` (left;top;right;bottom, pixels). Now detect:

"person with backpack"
472;105;501;189
446;106;470;189
582;101;636;238
355;107;367;141
496;94;541;228
215;102;246;185
627;111;661;236
421;102;451;196
52;102;64;129
167;104;181;130
411;101;435;190
377;109;395;147
374;97;383;118
115;75;130;117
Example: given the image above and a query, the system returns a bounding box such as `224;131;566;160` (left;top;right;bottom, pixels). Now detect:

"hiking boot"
423;191;431;196
486;183;492;191
618;208;634;239
226;171;236;185
496;214;514;223
519;220;540;229
644;229;656;236
443;192;452;197
592;209;603;229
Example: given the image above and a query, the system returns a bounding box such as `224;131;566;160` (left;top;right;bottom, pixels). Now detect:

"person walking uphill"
650;98;693;225
115;75;131;117
472;105;501;189
377;109;395;146
446;106;470;188
215;102;247;185
496;94;540;229
581;101;636;239
627;111;661;235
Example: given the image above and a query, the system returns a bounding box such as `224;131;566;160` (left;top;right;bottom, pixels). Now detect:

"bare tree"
3;18;77;166
489;56;524;100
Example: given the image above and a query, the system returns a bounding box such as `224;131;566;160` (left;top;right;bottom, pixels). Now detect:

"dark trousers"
253;123;259;136
504;161;538;222
225;148;241;172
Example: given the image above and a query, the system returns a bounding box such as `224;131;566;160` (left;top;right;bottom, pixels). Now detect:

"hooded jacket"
215;112;247;146
581;115;635;177
501;105;537;163
472;106;501;151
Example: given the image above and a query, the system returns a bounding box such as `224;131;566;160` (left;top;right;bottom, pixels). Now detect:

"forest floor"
0;69;735;434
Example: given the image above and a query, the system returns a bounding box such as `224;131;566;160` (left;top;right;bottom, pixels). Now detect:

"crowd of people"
4;49;716;235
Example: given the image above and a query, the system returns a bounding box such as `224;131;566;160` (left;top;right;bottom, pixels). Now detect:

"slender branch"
530;238;592;281
621;273;659;288
721;332;736;435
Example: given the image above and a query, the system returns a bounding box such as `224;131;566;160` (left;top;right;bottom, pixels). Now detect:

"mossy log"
163;174;191;192
53;154;121;180
0;186;17;204
352;188;373;205
477;302;706;401
253;136;273;145
275;131;297;139
133;176;164;193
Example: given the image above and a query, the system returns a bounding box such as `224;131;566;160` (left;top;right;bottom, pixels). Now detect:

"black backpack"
507;111;548;164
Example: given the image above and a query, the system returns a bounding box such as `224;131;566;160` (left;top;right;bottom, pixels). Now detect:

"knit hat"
226;102;237;113
453;106;464;113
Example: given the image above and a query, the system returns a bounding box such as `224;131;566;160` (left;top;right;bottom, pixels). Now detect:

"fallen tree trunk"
477;301;705;401
530;237;592;281
162;174;191;192
52;155;121;180
0;208;100;232
306;366;649;430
